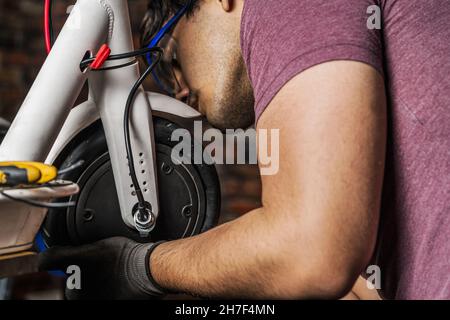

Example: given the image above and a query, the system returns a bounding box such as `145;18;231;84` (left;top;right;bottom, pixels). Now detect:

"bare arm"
150;61;387;299
347;276;383;300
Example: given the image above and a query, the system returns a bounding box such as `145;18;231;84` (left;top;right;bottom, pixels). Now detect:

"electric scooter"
0;0;220;274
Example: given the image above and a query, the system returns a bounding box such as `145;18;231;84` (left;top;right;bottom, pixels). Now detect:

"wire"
0;191;76;209
44;0;53;54
0;182;77;209
91;60;137;71
2;181;75;191
57;160;85;176
80;47;161;71
145;1;192;94
123;48;163;221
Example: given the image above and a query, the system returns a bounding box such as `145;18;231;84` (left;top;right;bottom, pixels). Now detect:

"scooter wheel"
42;116;220;246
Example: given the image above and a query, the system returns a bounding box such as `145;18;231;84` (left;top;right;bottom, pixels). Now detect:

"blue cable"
146;4;190;63
35;231;66;277
146;3;191;94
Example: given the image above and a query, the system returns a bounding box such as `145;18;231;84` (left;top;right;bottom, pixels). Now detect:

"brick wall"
0;0;261;222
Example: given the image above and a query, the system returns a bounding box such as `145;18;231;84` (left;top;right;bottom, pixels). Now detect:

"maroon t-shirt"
241;0;450;299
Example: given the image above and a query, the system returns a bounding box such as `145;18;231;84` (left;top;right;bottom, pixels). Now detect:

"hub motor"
42;116;220;247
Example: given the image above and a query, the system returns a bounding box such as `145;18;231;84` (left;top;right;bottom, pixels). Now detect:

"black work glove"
38;237;166;300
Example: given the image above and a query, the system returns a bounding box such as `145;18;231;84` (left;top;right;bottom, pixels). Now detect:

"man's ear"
218;0;234;12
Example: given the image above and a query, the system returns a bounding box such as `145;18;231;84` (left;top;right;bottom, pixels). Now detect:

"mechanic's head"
141;0;255;130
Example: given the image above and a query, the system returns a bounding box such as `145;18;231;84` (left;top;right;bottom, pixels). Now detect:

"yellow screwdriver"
0;162;58;187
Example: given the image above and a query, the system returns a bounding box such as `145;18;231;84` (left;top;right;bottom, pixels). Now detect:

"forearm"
350;276;382;300
150;207;313;299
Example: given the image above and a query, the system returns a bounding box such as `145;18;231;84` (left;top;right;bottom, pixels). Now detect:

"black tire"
42;116;220;246
0;122;8;143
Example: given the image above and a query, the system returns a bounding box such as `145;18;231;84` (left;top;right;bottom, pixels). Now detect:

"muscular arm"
150;61;387;299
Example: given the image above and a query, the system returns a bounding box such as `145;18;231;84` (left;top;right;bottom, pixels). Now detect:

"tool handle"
0;162;57;186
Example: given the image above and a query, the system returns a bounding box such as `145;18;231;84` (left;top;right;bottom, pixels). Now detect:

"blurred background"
0;0;261;299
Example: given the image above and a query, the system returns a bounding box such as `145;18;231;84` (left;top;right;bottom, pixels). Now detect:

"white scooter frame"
0;0;201;255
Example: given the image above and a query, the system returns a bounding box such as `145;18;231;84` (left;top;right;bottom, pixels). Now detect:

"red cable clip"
91;44;111;70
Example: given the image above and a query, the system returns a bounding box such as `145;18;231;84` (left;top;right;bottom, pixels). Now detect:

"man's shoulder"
241;0;384;122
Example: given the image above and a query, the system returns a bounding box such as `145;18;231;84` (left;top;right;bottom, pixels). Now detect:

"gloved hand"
38;237;167;300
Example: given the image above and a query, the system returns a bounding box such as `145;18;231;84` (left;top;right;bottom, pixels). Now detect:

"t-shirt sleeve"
240;0;384;122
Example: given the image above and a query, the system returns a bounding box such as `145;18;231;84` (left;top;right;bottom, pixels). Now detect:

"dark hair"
140;0;199;47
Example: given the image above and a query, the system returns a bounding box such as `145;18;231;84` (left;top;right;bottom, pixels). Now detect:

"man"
40;0;450;300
